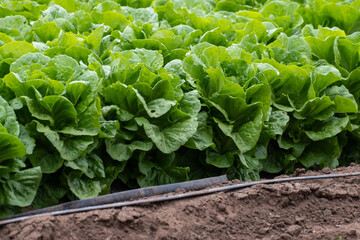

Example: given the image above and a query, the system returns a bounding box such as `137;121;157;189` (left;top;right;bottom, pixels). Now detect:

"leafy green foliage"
1;0;360;216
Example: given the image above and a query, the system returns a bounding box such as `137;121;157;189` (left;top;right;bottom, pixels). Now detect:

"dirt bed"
1;164;360;240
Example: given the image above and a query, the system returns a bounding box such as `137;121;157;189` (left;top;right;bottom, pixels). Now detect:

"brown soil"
1;164;360;240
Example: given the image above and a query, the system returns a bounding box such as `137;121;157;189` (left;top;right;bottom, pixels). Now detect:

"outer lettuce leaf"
0;41;36;59
2;167;42;207
29;121;93;161
0;133;26;162
0;96;19;136
137;152;190;187
67;171;101;199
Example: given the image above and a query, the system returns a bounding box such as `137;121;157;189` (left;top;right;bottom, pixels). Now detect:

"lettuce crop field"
1;0;360;217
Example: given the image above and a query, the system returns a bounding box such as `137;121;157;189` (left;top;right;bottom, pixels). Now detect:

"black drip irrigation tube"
1;172;360;226
0;175;228;225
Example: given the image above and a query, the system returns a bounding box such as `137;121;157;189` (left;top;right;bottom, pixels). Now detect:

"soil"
1;163;360;240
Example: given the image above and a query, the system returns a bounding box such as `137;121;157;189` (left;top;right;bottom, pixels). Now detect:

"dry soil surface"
1;163;360;240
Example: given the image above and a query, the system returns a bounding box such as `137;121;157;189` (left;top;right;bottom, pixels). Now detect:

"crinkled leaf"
0;41;36;59
3;167;42;207
0;96;19;136
136;117;198;154
105;138;153;162
65;154;105;179
263;110;290;139
206;150;234;168
32;121;93;161
215;107;263;153
67;171;101;199
186;112;215;150
0;133;26;162
299;137;340;168
325;85;358;113
28;148;63;174
305;116;349;141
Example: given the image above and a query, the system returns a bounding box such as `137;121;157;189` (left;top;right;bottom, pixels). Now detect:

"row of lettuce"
1;0;360;216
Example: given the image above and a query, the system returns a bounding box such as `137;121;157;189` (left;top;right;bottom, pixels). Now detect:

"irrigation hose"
0;175;228;223
1;172;359;226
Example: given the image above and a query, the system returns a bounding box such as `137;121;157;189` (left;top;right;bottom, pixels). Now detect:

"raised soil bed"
1;163;360;240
